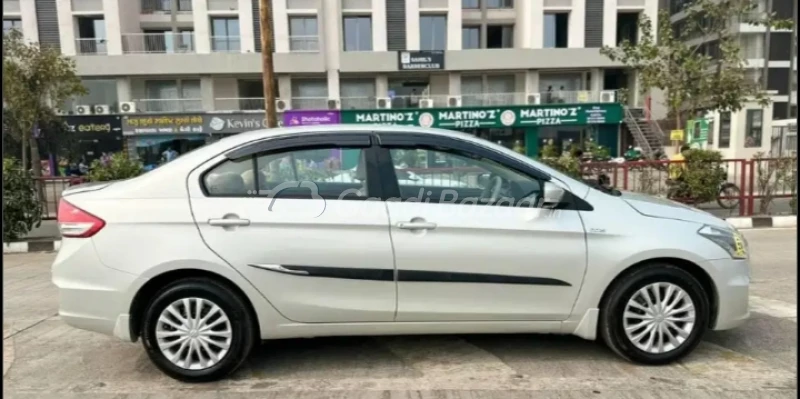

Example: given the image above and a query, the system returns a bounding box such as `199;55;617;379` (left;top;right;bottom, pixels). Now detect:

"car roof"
217;124;476;146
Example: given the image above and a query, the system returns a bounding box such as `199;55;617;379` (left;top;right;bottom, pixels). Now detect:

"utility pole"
259;0;278;128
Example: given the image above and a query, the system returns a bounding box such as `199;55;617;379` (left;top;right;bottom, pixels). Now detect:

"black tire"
599;264;710;365
717;183;740;210
141;277;256;382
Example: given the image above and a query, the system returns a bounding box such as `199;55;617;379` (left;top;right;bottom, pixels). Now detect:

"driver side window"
387;148;542;206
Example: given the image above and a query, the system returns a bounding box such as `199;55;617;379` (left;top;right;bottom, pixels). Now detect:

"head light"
698;225;748;259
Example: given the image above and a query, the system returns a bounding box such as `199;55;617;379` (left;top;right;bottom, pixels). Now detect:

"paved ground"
2;229;797;398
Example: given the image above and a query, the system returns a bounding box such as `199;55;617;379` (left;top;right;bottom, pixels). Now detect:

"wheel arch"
598;257;719;329
128;268;262;342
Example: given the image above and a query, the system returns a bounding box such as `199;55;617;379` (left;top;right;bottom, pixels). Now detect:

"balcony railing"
215;97;266;111
136;98;203;113
210;36;241;52
289;36;320;52
291;97;329;110
75;38;108;55
461;92;525;107
122;33;195;54
207;0;237;11
141;0;192;12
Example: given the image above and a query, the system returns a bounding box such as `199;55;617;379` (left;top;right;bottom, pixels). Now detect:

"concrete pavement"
2;229;797;398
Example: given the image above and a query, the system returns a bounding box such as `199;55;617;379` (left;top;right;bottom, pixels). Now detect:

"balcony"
141;0;192;13
289;36;320;52
211;36;241;52
135;98;203;113
207;0;238;11
214;97;266;111
210;91;621;112
75;38;108;55
122;33;195;54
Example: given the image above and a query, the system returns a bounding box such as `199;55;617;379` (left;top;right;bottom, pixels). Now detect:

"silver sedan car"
53;125;750;382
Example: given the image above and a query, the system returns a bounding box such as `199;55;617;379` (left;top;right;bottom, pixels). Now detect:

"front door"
187;134;397;323
378;135;588;322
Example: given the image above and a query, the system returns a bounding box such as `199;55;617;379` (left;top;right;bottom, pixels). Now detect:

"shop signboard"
340;103;623;128
122;114;204;135
398;50;445;70
283;110;340;126
63;115;123;136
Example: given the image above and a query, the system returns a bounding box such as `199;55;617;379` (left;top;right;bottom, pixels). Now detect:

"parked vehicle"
53;125;751;382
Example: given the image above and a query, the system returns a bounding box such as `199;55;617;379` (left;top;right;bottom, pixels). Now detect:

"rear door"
378;133;589;322
187;133;397;323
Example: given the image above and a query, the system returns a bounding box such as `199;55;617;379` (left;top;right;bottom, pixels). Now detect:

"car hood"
620;191;731;229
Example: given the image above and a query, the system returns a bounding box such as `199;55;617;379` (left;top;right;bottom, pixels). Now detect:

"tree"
600;0;793;131
2;30;86;176
2;158;43;242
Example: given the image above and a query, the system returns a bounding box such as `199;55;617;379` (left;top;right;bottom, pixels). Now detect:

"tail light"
57;199;106;238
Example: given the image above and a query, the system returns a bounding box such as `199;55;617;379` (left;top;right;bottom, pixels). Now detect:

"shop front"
122;111;342;170
340;103;624;158
62;115;125;163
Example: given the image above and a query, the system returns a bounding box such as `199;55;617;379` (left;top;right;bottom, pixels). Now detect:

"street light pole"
259;0;278;128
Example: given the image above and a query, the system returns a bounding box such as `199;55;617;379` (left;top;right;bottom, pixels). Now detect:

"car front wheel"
600;264;710;364
141;277;256;382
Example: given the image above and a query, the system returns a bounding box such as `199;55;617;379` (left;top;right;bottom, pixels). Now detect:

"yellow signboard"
670;129;685;141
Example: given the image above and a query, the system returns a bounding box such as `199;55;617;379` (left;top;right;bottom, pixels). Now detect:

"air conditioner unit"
75;105;92;115
93;104;110;115
419;99;434;108
600;90;617;103
118;102;136;114
327;98;341;110
526;93;541;105
54;108;67;116
275;99;290;112
376;97;392;109
447;96;462;107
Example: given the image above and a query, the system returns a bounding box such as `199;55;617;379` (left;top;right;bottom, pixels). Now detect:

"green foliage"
583;140;611;161
541;140;561;158
3;30;86;175
540;153;581;179
669;149;727;203
600;0;793;126
752;153;795;214
2;158;42;242
87;153;144;182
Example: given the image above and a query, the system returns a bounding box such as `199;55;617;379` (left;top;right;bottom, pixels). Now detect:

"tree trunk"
29;133;42;177
20;130;28;171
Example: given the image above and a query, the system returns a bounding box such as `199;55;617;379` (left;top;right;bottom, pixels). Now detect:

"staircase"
623;107;667;159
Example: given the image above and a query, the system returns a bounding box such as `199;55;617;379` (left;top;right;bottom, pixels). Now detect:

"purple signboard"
282;110;341;126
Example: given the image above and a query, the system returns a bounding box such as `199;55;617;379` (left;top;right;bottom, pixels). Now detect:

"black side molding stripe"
398;270;571;286
249;265;570;286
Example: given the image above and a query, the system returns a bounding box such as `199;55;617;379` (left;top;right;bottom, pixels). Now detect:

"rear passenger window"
203;147;369;199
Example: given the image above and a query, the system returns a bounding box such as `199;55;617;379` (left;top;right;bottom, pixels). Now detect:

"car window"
388;148;542;205
204;147;368;199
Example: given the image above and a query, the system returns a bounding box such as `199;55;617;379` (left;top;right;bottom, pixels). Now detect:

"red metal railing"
33;176;87;219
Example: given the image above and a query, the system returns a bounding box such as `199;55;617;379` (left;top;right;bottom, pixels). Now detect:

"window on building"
616;12;639;45
343;16;372;51
289;17;319;51
61;79;119;113
340;79;376;109
718;112;731;148
236;80;266;110
211;18;240;52
486;25;513;48
745;109;763;147
291;79;328;109
3;19;22;36
544;13;569;48
462;26;480;49
487;0;513;8
420;15;447;50
141;30;194;53
462;0;479;8
143;80;202;112
75;17;107;54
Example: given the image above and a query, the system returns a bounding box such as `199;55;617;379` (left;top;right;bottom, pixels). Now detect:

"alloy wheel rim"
623;282;696;354
156;297;233;370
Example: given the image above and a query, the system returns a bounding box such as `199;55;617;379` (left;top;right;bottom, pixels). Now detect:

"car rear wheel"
599;264;710;364
141;277;256;382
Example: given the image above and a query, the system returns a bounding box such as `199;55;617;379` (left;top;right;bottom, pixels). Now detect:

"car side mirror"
542;182;566;208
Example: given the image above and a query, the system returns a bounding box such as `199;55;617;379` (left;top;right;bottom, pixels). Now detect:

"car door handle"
397;221;437;230
208;218;250;227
